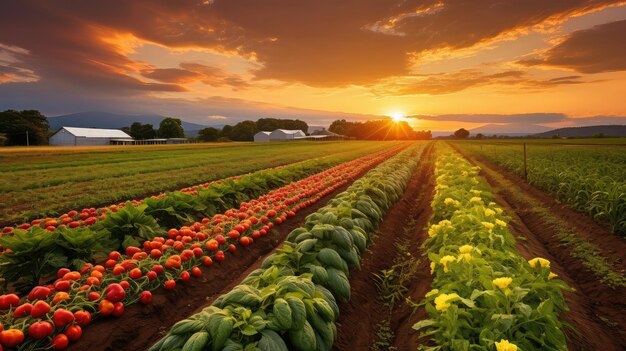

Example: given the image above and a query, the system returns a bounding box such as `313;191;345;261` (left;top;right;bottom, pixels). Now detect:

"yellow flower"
528;257;550;268
495;339;518;351
428;227;437;237
548;272;558;279
484;209;495;217
434;293;459;312
444;198;458;206
425;289;439;298
458;245;474;254
470;189;482;195
495;208;503;215
495;219;507;227
439;255;456;273
492;277;513;289
458;253;473;263
439;219;452;227
430;261;436;274
470;197;482;203
482;221;495;230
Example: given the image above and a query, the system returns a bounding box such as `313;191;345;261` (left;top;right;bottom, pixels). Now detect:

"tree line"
328;119;431;140
197;118;308;142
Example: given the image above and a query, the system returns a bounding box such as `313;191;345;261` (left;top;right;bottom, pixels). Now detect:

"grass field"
0;141;396;225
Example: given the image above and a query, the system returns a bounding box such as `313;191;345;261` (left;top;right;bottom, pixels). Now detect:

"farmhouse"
50;127;133;146
253;131;271;142
269;129;306;141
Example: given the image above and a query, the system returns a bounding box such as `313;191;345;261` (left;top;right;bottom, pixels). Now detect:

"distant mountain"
47;112;210;135
533;125;626;138
470;123;551;136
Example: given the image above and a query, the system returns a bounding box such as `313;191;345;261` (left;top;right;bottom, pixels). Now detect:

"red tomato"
205;239;219;251
191;266;202;278
132;252;148;261
164;280;176;290
251;231;261;239
52;309;74;328
56;268;71;279
0;329;25;348
27;286;51;302
87;292;101;301
105;284;126;302
192;247;203;258
108;251;121;261
227;230;240;239
239;237;252;246
112;265;126;276
129;268;142;280
13;303;33;318
30;300;51;318
65;325;82;341
180;271;191;282
0;294;20;310
51;333;69;349
28;321;53;339
119;281;130;290
54;280;71;292
98;300;115;316
139;291;152;305
62;271;81;281
215;235;226;245
228;244;237;253
74;310;91;326
202;256;213;266
150;249;162;259
215;251;225;262
146;271;157;280
167;228;179;239
151;264;164;274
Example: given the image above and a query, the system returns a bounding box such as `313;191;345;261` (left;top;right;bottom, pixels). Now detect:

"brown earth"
453;143;626;351
67;145;402;351
333;142;436;351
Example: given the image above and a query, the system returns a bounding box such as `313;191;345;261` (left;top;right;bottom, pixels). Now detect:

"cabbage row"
413;144;571;351
150;144;426;351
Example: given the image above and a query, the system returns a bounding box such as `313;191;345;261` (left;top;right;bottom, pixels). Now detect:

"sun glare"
390;112;405;122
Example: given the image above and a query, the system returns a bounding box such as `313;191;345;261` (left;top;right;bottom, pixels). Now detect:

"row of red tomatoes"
0;150;393;350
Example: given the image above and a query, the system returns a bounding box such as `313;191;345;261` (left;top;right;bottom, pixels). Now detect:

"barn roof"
273;129;304;134
255;131;271;135
61;127;132;138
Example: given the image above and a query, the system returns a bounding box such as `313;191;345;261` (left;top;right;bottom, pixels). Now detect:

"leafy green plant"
93;204;165;249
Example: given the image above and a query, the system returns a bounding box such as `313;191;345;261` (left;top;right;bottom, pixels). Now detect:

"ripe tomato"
164;280;176;290
105;283;126;302
28;286;52;301
28;321;53;339
30;300;51;318
0;294;20;310
74;310;91;326
87;292;101;301
54;280;71;292
56;268;71;279
112;302;124;317
13;303;33;318
108;251;121;261
65;325;82;341
228;244;237;253
192;247;203;258
0;329;25;348
205;239;219;251
98;300;115;316
151;264;164;274
215;235;226;245
119;281;130;290
52;309;75;328
191;266;202;278
202;256;213;266
150;249;162;259
215;251;225;262
62;271;81;281
180;271;191;282
146;271;157;280
51;333;69;349
139;291;152;305
239;237;251;246
129;268;143;280
112;265;126;275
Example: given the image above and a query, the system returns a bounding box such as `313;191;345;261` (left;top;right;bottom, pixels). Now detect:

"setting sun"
390;112;406;122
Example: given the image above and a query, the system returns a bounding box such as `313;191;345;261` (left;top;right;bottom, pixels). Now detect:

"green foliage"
129;122;157;139
144;192;207;228
198;127;220;141
0;227;110;292
94;204;164;249
0;109;49;145
158;117;185;138
454;128;470;139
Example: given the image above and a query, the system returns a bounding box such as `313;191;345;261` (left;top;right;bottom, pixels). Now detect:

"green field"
452;139;626;234
0;141;396;225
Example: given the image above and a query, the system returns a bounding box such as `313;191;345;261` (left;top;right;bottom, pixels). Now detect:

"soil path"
68;148;394;351
333;143;436;351
453;144;626;351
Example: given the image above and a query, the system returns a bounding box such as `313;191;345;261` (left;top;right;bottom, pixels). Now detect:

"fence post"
523;143;528;182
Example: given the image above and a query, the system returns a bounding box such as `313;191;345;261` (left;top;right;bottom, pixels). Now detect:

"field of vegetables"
1;139;625;351
452;140;626;235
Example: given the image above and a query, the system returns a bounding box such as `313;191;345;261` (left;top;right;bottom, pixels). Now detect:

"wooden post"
523;143;528;181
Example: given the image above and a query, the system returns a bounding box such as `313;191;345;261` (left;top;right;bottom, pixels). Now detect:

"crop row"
0;146;406;292
413;144;571;351
453;142;626;235
0;146;404;350
149;144;425;351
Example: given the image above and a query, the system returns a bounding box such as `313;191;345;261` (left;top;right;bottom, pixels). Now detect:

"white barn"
253;131;271;142
269;129;306;141
50;127;133;146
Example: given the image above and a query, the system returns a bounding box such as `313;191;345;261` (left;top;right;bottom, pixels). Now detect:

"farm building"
50;127;133;146
269;129;306;141
254;131;271;142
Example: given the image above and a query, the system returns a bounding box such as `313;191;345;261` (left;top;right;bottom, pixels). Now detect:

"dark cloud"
1;0;622;90
374;69;587;95
141;64;249;89
519;19;626;73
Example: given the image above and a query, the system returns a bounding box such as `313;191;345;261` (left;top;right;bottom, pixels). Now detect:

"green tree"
454;128;470;139
220;125;233;140
0;109;50;145
198;127;220;142
229;120;257;141
475;133;484;139
0;133;6;146
130;122;156;139
157;118;184;138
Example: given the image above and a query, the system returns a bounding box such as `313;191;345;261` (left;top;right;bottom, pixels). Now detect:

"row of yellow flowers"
412;144;571;351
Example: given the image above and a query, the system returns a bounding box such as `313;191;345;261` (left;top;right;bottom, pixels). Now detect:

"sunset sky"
1;1;625;131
